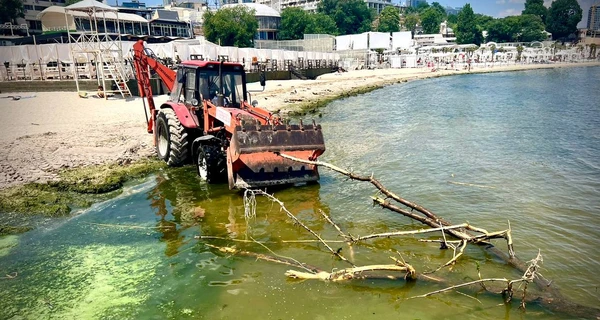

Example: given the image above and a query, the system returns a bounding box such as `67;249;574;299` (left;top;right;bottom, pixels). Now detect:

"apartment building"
588;5;600;31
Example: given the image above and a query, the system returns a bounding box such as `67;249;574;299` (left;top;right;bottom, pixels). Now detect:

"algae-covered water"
1;67;599;319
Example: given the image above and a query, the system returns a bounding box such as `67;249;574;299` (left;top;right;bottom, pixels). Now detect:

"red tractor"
132;40;326;189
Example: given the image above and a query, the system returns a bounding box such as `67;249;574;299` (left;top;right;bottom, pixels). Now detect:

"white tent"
368;32;390;50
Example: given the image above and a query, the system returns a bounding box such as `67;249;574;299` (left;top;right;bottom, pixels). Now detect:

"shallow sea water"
1;66;599;319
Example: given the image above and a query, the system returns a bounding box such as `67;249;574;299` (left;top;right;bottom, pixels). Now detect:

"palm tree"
516;45;524;63
589;43;597;59
489;44;496;65
576;45;584;61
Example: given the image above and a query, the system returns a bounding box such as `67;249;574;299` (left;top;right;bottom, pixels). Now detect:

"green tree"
403;13;420;35
279;7;309;40
416;1;430;13
474;13;494;31
486;16;517;43
331;0;372;35
456;4;483;45
317;0;337;16
516;45;524;61
203;6;258;48
518;14;546;42
486;15;546;43
447;13;458;24
377;6;400;33
420;7;443;34
446;13;458;32
522;0;548;24
430;2;447;17
546;0;582;40
305;13;338;35
0;0;24;24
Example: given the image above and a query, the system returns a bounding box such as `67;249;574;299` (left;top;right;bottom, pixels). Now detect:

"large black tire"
196;144;227;183
155;108;189;166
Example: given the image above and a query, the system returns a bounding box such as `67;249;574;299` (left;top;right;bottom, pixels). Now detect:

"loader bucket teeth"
227;124;326;189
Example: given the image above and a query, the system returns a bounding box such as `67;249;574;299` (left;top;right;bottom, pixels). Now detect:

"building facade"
150;10;191;38
222;3;280;40
408;0;427;8
588;5;600;31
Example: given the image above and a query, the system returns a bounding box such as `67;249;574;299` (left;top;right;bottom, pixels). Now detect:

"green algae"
0;159;166;233
287;84;385;117
0;225;33;236
50;159;166;194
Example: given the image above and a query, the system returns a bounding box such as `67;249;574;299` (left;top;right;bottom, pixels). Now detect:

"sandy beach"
1;61;598;190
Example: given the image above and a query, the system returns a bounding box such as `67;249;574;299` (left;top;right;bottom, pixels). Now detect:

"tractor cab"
171;61;247;109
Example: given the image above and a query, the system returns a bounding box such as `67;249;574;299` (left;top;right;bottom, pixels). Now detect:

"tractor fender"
191;135;217;162
159;102;199;129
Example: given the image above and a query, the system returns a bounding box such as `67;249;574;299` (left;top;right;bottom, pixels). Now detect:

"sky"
137;0;599;28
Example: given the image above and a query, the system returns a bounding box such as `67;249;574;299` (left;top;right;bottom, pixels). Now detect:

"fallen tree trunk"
277;152;600;318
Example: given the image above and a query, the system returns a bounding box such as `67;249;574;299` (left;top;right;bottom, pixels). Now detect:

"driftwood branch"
286;264;413;282
245;189;356;267
287;255;417;282
353;223;470;242
277;152;460;232
276;153;600;318
318;209;351;241
278;153;516;257
197;235;346;243
413;251;543;300
206;243;322;273
431;240;468;273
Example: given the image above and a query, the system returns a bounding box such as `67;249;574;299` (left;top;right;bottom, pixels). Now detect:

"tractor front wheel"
155;108;189;166
196;144;226;183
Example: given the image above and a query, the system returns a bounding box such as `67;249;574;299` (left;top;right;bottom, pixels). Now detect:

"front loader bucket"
227;123;325;189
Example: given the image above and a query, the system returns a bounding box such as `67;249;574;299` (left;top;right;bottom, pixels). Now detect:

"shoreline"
0;61;599;221
250;61;600;114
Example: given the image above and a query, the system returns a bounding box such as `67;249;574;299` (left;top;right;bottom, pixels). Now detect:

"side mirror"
251;100;258;107
259;71;266;87
190;98;199;106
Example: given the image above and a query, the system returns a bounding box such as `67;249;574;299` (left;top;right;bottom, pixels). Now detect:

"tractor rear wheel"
155;108;189;166
196;144;227;183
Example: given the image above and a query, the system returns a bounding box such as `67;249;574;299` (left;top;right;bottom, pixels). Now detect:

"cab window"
184;68;197;103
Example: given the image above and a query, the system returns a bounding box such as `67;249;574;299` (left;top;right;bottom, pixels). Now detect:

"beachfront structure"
0;38;341;82
414;34;455;46
255;34;335;52
222;3;280;40
39;6;150;36
150;10;192;38
20;0;67;36
37;5;193;40
588;5;600;31
255;0;394;14
64;0;132;98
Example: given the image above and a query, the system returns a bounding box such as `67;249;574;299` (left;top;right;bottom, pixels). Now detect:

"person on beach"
97;85;105;98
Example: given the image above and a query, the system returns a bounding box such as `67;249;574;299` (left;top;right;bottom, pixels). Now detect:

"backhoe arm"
132;40;177;133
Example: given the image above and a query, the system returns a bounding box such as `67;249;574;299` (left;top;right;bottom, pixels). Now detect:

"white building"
221;3;281;40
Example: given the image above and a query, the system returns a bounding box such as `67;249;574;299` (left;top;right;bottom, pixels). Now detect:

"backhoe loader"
132;40;326;189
